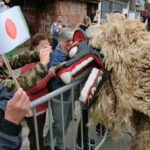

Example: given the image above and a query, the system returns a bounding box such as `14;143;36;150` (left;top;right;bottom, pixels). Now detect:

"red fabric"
73;31;86;42
21;62;51;113
141;8;147;17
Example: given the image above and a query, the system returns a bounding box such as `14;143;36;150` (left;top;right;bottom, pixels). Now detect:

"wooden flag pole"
2;54;32;115
2;54;20;89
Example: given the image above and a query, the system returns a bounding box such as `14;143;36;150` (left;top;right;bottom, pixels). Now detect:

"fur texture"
87;13;150;149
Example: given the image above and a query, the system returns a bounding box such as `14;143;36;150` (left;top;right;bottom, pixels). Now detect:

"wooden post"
98;2;101;24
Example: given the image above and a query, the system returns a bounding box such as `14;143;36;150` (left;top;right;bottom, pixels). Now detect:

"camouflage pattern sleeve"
0;63;48;92
8;50;40;69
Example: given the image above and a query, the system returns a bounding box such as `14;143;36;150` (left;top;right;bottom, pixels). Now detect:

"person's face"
0;55;4;67
57;16;63;22
85;19;91;25
35;39;50;50
35;39;52;55
59;38;73;54
4;0;10;3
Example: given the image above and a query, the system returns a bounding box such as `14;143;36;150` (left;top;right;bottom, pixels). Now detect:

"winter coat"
0;50;48;92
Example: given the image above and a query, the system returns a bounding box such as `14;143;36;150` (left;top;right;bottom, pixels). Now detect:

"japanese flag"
0;6;30;54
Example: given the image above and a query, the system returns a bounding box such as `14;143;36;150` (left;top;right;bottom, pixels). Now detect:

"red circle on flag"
5;19;17;39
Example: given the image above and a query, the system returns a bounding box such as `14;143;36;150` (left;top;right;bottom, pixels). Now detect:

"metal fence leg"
80;102;84;150
61;93;65;149
33;108;40;150
71;87;76;150
94;129;108;150
48;101;55;150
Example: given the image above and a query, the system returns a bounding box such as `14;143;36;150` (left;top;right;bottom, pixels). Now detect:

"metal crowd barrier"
30;78;108;150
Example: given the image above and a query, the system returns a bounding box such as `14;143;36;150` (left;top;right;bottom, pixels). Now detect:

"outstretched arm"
2;47;51;92
28;66;56;94
8;50;40;69
0;63;47;92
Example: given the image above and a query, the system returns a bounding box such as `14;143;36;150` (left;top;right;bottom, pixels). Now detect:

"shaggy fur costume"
87;14;150;150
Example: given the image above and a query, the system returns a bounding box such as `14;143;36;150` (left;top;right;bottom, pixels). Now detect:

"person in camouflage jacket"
0;49;50;92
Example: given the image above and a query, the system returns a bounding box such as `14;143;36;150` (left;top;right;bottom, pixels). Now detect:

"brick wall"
22;0;88;34
51;0;87;29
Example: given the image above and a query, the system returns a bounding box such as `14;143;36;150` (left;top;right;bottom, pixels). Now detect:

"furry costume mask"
88;13;150;150
57;13;150;150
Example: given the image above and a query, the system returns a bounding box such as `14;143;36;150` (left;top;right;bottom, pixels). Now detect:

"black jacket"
0;84;22;150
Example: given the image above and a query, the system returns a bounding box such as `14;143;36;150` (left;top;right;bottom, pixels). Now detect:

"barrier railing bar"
79;81;84;150
47;101;54;150
33;108;40;150
30;77;108;150
80;102;84;150
71;87;76;150
30;78;86;108
60;93;66;149
94;129;108;150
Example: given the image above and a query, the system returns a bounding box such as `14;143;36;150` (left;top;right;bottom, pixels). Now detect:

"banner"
0;6;30;54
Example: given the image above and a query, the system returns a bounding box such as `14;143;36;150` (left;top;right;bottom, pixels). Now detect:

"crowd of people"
0;2;99;149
